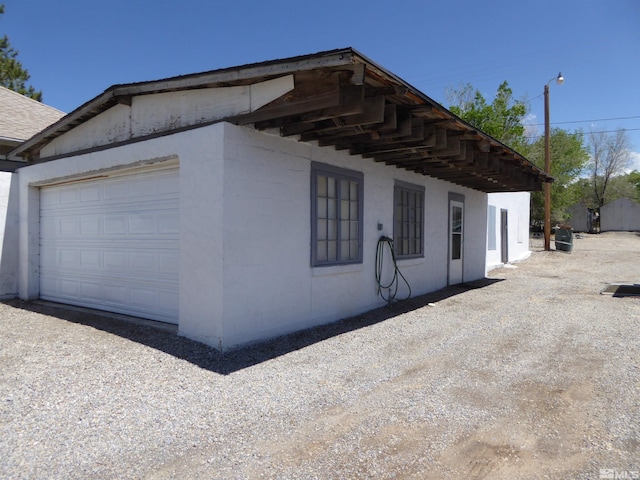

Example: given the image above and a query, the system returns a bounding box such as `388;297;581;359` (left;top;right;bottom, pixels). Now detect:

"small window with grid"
394;182;425;258
311;163;363;266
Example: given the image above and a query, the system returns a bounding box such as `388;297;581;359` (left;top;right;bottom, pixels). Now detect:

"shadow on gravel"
4;278;503;375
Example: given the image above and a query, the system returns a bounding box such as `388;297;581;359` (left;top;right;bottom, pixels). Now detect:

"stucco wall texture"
12;121;488;349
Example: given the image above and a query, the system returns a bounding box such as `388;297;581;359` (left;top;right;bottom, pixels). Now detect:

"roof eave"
10;47;551;191
11;48;360;161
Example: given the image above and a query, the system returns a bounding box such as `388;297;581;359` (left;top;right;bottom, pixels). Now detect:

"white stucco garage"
8;48;550;350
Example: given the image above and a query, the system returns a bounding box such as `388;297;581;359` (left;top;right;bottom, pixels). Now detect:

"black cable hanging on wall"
375;236;412;305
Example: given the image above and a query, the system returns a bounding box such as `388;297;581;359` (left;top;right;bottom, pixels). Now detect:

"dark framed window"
311;162;363;267
394;181;425;258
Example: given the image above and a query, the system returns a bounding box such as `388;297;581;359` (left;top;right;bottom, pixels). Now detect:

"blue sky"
4;0;640;169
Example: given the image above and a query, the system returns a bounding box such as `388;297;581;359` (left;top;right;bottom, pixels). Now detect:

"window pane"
340;240;349;260
350;201;358;220
317;219;327;241
317;175;327;197
350;181;358;200
350;240;359;259
327;199;336;219
453;206;463;233
317;241;327;262
341;200;349;219
327;219;337;240
340;179;349;200
317;198;327;219
340;220;349;241
452;233;461;260
327;240;337;261
350;220;358;239
327;177;336;198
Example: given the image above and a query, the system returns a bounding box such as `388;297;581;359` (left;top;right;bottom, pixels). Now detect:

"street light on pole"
543;72;564;251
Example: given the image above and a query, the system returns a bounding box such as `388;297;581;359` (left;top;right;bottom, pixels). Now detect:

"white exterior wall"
41;76;294;158
0;172;19;297
600;198;640;231
18;123;226;347
220;123;487;348
486;192;531;273
16;119;489;351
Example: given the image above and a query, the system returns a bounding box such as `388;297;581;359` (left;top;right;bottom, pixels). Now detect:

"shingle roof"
0;86;65;142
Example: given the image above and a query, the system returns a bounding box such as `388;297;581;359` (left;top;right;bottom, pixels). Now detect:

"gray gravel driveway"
1;232;639;479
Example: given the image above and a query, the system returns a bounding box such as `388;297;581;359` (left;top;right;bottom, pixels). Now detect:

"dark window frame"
310;162;364;267
393;181;425;259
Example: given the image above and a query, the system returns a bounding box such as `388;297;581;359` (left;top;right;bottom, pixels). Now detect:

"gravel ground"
1;232;639;479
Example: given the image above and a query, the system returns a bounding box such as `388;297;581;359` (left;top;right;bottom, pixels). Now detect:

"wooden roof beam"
280;95;387;137
428;131;461;157
239;78;365;126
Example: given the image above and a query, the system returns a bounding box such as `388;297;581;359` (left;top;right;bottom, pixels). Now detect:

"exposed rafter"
10;47;551;192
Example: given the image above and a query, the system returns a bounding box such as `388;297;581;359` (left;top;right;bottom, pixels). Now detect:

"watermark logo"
600;469;639;479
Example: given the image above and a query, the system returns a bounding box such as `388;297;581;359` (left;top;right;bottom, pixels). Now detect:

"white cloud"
625;150;640;173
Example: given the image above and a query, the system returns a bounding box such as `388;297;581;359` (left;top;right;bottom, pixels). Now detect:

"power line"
525;127;640;140
530;115;640;127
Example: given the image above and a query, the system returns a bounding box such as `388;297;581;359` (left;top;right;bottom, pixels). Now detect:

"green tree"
523;129;590;223
587;129;631;207
0;4;42;101
569;170;640;207
447;81;528;150
629;170;640;199
606;173;640;204
446;80;590;224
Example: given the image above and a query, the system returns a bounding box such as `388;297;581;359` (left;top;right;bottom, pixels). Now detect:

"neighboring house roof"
1;85;65;172
0;86;65;146
9;47;551;192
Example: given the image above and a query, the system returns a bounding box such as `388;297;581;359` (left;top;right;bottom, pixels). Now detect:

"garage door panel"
59;189;79;205
103;251;128;270
158;253;179;274
80;216;101;235
60;249;80;267
59;278;80;296
104;284;128;303
79;184;101;202
80;250;102;268
60;217;80;235
40;168;179;324
158;214;179;234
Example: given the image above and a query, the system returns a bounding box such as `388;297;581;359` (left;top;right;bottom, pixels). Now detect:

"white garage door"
40;167;179;324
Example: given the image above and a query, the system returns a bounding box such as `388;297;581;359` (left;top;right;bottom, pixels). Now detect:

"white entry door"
449;200;464;285
39;167;180;324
